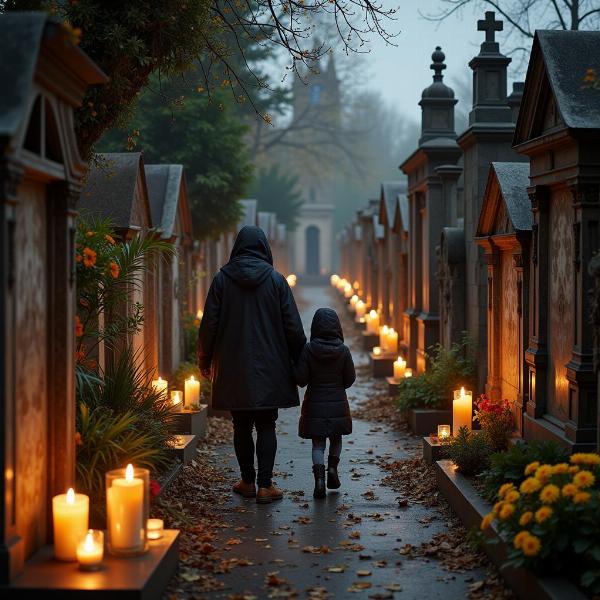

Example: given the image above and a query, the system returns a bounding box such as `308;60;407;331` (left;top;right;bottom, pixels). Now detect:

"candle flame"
66;488;75;504
369;310;377;319
196;309;203;319
84;530;94;551
125;464;134;481
460;386;465;398
189;375;195;382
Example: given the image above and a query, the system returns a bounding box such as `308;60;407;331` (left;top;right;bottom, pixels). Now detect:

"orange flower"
75;315;83;337
105;234;116;245
86;231;95;238
74;432;83;446
109;261;120;279
75;253;82;263
83;247;97;268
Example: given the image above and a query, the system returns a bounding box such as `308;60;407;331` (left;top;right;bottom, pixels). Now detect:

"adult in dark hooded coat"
198;226;306;503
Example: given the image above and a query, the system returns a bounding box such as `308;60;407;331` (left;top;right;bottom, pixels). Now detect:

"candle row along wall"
151;375;200;409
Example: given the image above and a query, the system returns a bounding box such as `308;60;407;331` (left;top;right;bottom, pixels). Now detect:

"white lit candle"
196;309;203;320
147;518;164;540
438;425;451;440
344;283;353;298
77;529;104;570
453;387;473;434
107;464;144;551
404;368;413;378
373;346;382;356
330;274;340;286
170;390;183;411
379;325;389;353
349;295;359;311
185;375;200;407
151;377;168;399
393;356;406;379
387;329;398;355
53;488;89;561
355;301;366;318
366;310;380;334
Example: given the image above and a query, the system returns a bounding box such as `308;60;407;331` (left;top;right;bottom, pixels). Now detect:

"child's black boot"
327;456;341;489
312;465;326;498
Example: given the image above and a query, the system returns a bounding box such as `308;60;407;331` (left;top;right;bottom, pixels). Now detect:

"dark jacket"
295;308;355;438
198;226;306;411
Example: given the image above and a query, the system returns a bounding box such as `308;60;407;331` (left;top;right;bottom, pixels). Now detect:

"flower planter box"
408;409;452;436
362;331;379;352
167;434;197;465
171;404;208;438
370;352;395;378
422;436;450;465
4;530;180;599
435;460;587;600
386;376;403;395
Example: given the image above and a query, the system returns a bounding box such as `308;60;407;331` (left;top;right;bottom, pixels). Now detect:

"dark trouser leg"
231;411;256;484
254;409;278;488
328;435;342;458
311;436;327;465
327;435;342;490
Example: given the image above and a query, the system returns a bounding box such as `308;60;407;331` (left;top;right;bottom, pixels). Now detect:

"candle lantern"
185;375;200;408
151;377;168;399
147;518;164;540
452;387;473;434
77;529;104;571
52;488;89;561
438;425;451;440
393;356;406;380
366;310;380;334
404;368;413;378
106;464;149;556
170;390;183;411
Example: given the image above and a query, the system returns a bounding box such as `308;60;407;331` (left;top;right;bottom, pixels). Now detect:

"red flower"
75;432;83;446
75;315;83;337
150;480;161;499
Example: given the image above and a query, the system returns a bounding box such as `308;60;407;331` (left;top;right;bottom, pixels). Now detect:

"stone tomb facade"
514;30;600;450
80;153;159;374
145;164;194;377
0;13;106;582
476;162;532;437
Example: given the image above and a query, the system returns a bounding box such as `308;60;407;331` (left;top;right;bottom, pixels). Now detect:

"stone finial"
430;46;446;81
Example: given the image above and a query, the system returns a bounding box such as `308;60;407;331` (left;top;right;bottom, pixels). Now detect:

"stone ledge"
167;434;197;465
369;353;395;378
386;376;401;395
408;409;452;436
171;405;208;438
3;530;179;600
362;332;379;352
435;460;586;600
422;436;450;465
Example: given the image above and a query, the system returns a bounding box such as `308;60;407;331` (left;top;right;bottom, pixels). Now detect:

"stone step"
170;405;208;438
166;434;197;465
4;530;179;600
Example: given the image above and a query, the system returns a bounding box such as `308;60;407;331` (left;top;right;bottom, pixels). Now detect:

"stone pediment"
477;162;532;238
514;30;600;148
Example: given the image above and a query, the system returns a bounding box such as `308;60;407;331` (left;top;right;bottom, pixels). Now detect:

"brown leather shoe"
256;485;284;504
233;480;256;498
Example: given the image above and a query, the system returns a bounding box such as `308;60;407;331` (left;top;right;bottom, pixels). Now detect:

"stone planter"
362;331;379;352
422;436;450;465
171;405;208;438
408;409;452;436
370;353;395;378
435;460;587;600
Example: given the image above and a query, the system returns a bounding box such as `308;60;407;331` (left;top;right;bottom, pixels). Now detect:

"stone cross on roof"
478;11;502;43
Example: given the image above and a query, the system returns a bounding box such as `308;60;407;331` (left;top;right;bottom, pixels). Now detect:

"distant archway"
305;225;320;275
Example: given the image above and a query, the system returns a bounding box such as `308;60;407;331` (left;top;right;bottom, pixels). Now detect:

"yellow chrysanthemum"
499;503;515;520
570;453;600;466
562;483;578;498
535;506;553;523
569;466;580;474
519;511;533;526
498;483;515;499
551;463;570;475
492;501;504;516
539;484;560;504
573;491;591;504
480;513;494;531
522;534;541;557
513;530;530;549
524;461;540;476
535;465;553;482
520;477;542;494
573;470;595;489
505;490;520;503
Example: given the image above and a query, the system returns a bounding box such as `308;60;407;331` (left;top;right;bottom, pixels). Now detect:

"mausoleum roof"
145;164;187;240
379;180;407;227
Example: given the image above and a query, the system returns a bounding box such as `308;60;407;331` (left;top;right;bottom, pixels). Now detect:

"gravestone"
145;164;194;377
0;12;107;583
457;11;527;390
400;46;461;373
514;30;600;450
476;162;531;436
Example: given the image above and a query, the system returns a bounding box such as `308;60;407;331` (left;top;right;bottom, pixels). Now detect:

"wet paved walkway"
204;285;486;599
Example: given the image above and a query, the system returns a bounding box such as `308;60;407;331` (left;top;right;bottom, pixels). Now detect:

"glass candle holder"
170;390;183;412
77;529;104;571
438;425;451;441
106;464;149;557
373;346;382;356
404;368;413;378
147;518;164;540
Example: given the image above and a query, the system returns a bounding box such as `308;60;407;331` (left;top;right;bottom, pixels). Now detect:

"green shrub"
448;427;492;476
480;440;570;502
395;335;476;412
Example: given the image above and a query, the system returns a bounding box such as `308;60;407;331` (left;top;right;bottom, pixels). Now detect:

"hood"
310;308;344;343
221;226;274;288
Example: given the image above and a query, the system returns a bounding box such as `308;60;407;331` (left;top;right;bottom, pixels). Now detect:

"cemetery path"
166;285;500;600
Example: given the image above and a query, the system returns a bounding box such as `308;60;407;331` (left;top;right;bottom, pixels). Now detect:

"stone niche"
514;30;600;451
0;13;107;582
